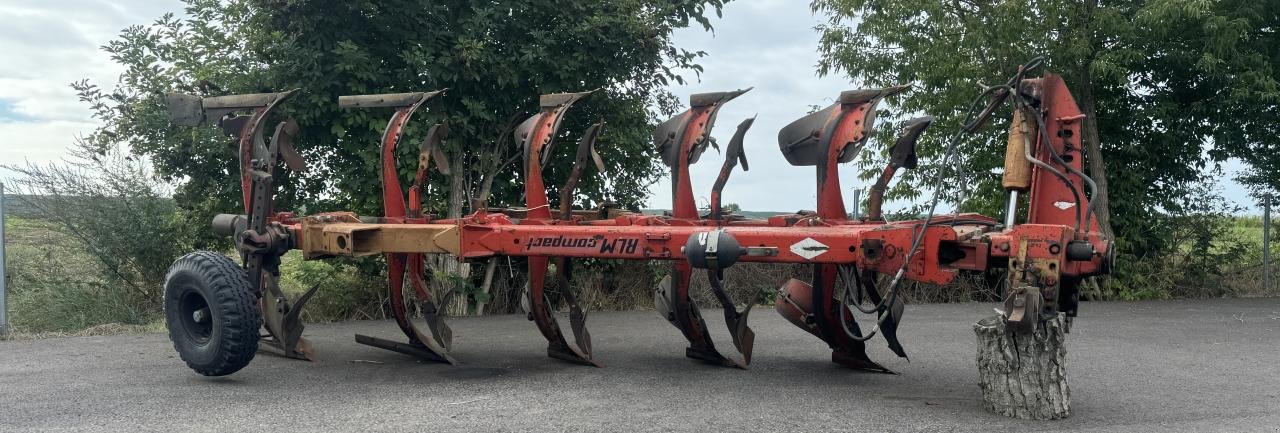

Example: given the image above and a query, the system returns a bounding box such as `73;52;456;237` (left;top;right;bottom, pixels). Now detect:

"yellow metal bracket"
299;213;460;258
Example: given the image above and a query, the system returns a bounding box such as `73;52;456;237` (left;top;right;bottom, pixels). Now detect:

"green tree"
75;0;729;227
810;0;1279;287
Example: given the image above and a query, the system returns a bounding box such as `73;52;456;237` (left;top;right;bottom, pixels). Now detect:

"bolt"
192;308;209;324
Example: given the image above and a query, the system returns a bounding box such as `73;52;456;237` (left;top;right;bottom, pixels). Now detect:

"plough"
160;59;1111;380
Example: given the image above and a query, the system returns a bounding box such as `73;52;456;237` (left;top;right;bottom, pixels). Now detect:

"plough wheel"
163;251;261;376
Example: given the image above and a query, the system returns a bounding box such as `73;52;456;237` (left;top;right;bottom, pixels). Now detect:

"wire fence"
1208;194;1276;298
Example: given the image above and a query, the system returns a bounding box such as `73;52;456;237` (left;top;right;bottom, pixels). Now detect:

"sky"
0;1;175;166
0;0;1261;213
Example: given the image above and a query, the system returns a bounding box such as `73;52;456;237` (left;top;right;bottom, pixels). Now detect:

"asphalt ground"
1;298;1278;432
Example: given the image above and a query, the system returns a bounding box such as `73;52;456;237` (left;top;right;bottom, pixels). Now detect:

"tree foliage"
75;0;730;228
810;0;1279;266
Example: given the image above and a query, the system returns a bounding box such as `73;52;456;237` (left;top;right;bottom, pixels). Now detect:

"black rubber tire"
164;251;261;376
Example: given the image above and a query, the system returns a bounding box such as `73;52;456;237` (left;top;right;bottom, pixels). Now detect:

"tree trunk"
448;152;468;218
1070;0;1114;241
475;259;498;315
437;151;471;316
1077;75;1115;241
1077;67;1116;295
973;315;1071;420
474;168;498;210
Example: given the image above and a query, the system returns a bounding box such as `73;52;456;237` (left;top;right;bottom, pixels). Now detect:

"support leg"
974;314;1071;420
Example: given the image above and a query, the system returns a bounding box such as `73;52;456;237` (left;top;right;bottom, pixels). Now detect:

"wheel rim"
179;289;213;345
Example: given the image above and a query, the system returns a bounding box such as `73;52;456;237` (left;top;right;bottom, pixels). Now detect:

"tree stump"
973;314;1071;420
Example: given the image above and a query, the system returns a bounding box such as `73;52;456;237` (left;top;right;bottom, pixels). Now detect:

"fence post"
1;181;8;338
1264;194;1272;294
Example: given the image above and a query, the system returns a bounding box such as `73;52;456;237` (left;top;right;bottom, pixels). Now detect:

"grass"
1218;216;1277;297
2;211;396;337
1133;215;1279;300
2;319;167;341
4;216;160;335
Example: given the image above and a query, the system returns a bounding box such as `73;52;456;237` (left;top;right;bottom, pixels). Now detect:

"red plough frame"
162;61;1112;378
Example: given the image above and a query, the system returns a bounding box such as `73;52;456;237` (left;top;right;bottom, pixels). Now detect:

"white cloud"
0;120;98;165
0;0;181;166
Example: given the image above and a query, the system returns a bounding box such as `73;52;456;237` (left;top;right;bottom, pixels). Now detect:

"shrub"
277;252;385;322
2;143;194;332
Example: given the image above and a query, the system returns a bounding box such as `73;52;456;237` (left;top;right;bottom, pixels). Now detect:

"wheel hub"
179;290;213;344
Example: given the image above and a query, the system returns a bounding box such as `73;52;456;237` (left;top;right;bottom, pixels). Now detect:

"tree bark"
475;172;496;210
448;151;468;219
437;151;471;316
1077;75;1116;240
475;259;498;316
974;315;1071;420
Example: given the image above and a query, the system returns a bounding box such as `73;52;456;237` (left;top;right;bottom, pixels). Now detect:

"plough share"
160;60;1112;383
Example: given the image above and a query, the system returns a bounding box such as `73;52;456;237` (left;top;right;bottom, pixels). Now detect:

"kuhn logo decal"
789;237;828;260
